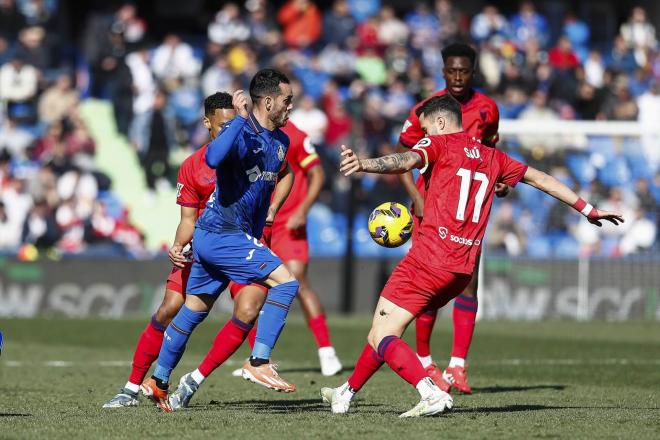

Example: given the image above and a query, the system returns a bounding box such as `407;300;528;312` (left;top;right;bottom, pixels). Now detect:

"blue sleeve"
205;115;247;168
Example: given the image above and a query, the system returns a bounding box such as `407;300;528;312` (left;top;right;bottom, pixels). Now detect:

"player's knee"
234;298;262;323
155;293;184;325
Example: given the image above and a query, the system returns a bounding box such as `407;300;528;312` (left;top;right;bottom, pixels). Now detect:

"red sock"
347;344;384;391
198;316;253;377
451;294;478;359
378;336;427;387
307;315;332;348
246;326;256;349
415;310;437;357
128;315;165;385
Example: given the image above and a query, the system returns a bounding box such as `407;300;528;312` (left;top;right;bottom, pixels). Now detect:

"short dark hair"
415;94;462;128
204;91;233;115
441;43;476;67
249;69;290;102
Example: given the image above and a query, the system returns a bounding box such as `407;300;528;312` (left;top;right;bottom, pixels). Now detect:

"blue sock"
153;305;208;383
251;280;299;360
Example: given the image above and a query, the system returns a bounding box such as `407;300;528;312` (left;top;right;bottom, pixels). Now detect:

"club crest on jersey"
277;144;285;162
464;146;481;159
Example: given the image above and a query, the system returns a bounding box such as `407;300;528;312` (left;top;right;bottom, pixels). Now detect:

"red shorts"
228;281;267;299
165;262;193;296
381;253;472;317
264;223;309;264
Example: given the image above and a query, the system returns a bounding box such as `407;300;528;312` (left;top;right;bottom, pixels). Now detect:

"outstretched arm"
522;167;624;227
339;145;422;176
205;90;249;168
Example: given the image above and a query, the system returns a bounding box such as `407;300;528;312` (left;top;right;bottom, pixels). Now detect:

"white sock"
319;346;337;357
336;381;356;401
449;357;465;368
417;354;433;368
416;377;439;400
124;382;140;394
191;368;206;385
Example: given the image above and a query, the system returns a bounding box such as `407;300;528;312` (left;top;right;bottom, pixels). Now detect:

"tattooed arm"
339;145;422;176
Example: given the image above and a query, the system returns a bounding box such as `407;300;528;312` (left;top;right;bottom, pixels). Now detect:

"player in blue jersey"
141;69;300;411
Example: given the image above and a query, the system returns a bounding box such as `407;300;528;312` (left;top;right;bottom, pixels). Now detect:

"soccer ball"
368;202;413;248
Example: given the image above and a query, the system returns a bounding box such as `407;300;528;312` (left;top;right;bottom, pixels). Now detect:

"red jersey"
409;133;527;274
399;88;500;149
273;120;321;223
176;144;216;218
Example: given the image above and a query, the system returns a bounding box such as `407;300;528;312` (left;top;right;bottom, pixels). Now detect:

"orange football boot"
140;378;173;412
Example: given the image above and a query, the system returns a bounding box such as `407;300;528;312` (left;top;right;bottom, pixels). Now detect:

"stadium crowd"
0;0;659;258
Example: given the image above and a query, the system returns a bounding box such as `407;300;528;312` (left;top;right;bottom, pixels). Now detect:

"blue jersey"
196;114;289;237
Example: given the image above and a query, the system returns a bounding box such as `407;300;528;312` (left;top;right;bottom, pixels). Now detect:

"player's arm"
205;90;249;168
266;163;295;226
286;164;324;230
522;167;624;227
168;206;197;268
396;143;425;219
340;145;422;176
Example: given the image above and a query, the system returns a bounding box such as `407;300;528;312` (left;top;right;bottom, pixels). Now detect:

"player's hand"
285;209;306;230
495;183;510;198
168;244;187;268
339;145;361;176
265;205;277;227
411;193;424;220
587;209;625;227
233;90;249;119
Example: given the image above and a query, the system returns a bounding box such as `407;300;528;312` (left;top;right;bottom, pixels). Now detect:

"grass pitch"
1;316;658;439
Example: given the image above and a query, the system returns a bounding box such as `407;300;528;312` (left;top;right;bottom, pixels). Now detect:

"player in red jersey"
102;92;238;408
165;120;343;409
321;94;623;417
398;43;503;394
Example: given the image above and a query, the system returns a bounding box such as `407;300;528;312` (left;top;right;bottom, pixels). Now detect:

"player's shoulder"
274;126;291;147
472;90;498;110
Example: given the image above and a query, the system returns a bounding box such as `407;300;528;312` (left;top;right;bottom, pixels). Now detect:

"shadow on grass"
472;384;566;394
205;398;388;414
454;404;660;414
277;365;355;374
0;413;31;417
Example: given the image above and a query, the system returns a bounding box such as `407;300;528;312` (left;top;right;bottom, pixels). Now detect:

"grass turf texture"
1;317;658;439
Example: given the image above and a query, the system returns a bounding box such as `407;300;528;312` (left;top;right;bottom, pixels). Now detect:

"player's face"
268;83;294;129
205;108;237;139
419;113;445;136
443;56;474;101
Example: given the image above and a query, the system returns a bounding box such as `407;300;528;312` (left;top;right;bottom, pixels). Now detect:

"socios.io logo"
438;227;448;239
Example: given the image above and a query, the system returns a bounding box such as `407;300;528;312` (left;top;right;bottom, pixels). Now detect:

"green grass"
1;317;659;439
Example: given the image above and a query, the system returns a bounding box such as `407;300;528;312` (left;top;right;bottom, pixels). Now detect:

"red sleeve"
176;159;200;208
398;104;426;148
482;102;500;148
297;135;321;171
495;150;528;187
409;136;446;172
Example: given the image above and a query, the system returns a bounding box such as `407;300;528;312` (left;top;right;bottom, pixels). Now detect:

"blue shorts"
186;228;283;297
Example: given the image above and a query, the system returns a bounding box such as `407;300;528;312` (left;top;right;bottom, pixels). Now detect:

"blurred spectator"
322;0;356;47
150;34;201;88
583;51;605;88
290;95;328;145
619;207;656;255
377;6;408;46
637;80;660;172
470;5;509;43
619;7;657;67
277;0;322;49
21;197;60;248
605;35;638;74
201;56;233;99
0;54;38;105
111;3;146;49
126;47;156;119
347;0;380;23
16;25;53;71
405;2;439;50
602;81;638;121
518;90;561;151
138;89;175;193
355;47;387;85
0;0;26;41
38;73;79;124
562;12;589;61
207;2;250;45
435;0;462;43
548;36;580;71
510;1;548;48
487;201;526;255
0;115;34;158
